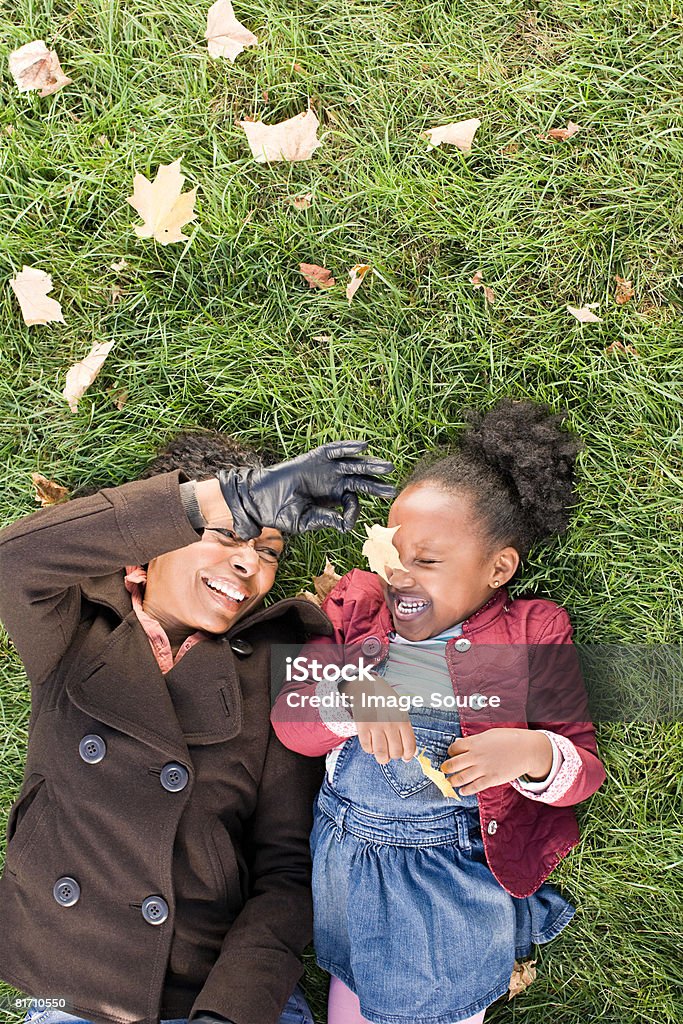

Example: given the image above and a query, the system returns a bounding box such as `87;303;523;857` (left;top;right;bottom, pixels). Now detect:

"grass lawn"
1;1;682;1022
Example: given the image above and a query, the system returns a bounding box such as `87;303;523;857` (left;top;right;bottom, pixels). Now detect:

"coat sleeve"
0;471;200;684
522;607;607;807
188;731;324;1024
270;573;357;756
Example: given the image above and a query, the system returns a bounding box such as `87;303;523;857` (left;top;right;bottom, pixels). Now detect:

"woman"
0;433;395;1024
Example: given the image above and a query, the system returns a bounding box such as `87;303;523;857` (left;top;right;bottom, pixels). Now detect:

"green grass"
1;1;682;1022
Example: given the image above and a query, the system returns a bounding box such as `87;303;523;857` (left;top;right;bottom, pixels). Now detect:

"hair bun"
459;398;582;545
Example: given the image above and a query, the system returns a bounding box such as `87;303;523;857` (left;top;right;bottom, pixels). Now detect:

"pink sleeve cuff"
315;678;358;739
511;730;583;803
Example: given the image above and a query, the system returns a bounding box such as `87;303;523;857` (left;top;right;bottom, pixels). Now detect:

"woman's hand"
439;729;553;796
217;440;396;539
339;676;417;765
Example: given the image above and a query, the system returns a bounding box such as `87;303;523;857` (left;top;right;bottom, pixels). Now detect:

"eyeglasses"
201;527;283;566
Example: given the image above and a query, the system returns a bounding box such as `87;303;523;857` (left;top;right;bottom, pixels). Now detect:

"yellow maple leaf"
362;524;406;583
127;157;198;245
416;749;460;799
10;265;64;326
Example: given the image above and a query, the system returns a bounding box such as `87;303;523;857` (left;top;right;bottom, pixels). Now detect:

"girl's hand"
440;729;553;796
338;677;417;765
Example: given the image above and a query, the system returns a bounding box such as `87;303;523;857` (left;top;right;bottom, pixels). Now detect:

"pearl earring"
492;581;500;587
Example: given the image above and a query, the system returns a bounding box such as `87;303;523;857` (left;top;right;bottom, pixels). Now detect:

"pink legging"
327;976;487;1024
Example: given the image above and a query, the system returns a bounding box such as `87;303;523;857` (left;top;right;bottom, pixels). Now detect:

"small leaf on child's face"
508;959;537;999
362;524;406;582
31;473;69;506
416;749;460;799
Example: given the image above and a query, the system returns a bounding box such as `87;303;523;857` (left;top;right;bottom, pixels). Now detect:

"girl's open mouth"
391;595;431;621
202;576;249;610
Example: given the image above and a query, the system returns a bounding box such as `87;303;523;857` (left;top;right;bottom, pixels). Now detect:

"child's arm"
271;573;358;756
0;472;200;684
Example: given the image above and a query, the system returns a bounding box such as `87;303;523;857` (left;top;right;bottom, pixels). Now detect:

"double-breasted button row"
53;877;169;924
160;762;189;792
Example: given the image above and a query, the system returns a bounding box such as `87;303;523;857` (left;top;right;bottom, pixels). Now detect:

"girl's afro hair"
403;398;583;571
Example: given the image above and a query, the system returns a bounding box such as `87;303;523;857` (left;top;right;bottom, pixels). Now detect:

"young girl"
271;399;606;1024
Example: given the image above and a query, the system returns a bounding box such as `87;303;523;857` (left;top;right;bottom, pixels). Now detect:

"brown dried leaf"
508;959;537;999
312;334;331;342
63;341;115;413
346;264;372;304
31;473;69;507
471;270;495;304
313;558;343;602
291;193;313;209
416;749;460;799
424;117;481;153
500;142;519;156
9;40;72;97
111;284;124;304
540;121;583;142
239;109;322;163
205;0;258;61
615;275;634;304
300;263;335;289
110;258;128;272
567;304;602;323
293;62;304;73
362;524;406;583
127;157;198;245
109;387;129;409
10;265;65;326
606;341;638;357
294;589;322;606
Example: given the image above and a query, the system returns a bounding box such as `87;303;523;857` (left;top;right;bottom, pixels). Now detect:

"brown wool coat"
0;471;332;1024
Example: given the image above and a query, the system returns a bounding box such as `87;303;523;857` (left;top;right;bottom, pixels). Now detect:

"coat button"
160;763;189;793
361;636;382;657
79;734;106;764
487;820;498;836
229;638;253;656
454;637;471;653
469;693;486;711
53;877;80;906
141;896;169;925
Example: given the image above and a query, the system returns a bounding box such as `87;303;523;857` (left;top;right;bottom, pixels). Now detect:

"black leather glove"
217;440;396;538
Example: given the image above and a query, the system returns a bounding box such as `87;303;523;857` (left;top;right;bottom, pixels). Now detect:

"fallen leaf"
346;264;372;304
294;589;322;606
362;524;406;582
567;304;602;323
300;263;335;289
205;0;258;61
9;40;72;97
312;334;331;342
127;157;198;245
63;341;115;413
262;89;269;103
424;117;481;153
97;134;109;146
291;193;313;209
5;125;15;136
471;270;495;304
416;749;460;799
293;62;304;73
500;142;519;156
110;258;128;271
31;473;69;506
109;387;129;409
239;109;322;162
615;275;634;304
111;284;124;303
508;959;537;999
10;266;65;326
313;558;343;602
606;341;638;357
539;121;582;142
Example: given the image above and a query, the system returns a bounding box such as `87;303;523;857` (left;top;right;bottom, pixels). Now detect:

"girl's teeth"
397;599;429;614
206;580;246;602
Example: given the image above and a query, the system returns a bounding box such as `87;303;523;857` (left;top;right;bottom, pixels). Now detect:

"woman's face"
382;483;518;641
144;525;285;641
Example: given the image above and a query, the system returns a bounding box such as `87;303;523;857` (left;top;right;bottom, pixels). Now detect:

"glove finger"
322;440;369;459
341;492;360;531
343;475;397;499
327;458;395;476
299;507;348;533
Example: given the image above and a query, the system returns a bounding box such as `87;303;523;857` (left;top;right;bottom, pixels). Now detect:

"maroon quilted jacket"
272;569;606;898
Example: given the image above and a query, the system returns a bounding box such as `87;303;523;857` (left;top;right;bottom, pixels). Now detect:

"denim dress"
310;707;575;1024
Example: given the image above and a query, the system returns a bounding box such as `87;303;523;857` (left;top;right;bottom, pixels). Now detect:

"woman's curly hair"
139;429;276;481
403;398;583;575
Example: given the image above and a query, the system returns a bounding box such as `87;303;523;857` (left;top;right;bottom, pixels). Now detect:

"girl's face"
382;483;519;641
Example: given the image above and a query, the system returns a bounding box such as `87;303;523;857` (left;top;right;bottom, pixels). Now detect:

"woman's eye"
258;549;281;563
416;559;439;565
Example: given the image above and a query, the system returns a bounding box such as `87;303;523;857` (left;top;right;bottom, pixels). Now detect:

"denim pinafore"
310;706;575;1024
